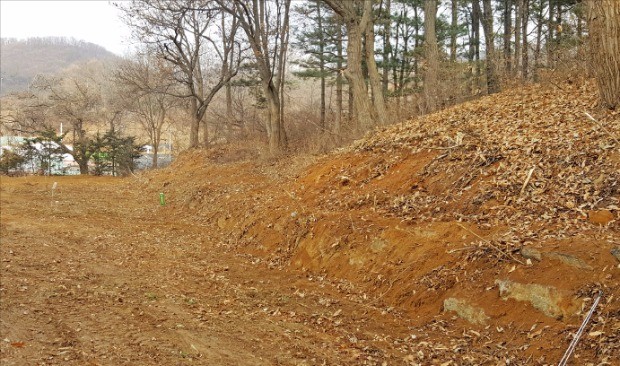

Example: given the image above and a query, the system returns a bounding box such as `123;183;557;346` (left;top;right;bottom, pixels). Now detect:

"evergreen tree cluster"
0;127;143;176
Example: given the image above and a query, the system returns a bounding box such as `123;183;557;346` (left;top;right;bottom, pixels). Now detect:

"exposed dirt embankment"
141;78;619;364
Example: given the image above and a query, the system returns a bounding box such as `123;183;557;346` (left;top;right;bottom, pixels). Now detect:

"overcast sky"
0;0;133;55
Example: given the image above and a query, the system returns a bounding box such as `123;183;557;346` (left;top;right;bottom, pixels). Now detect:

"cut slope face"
147;78;619;364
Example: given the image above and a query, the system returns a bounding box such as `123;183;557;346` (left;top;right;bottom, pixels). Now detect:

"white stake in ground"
51;182;58;207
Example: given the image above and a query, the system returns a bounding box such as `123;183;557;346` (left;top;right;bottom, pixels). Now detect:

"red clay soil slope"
1;77;618;365
148;78;619;364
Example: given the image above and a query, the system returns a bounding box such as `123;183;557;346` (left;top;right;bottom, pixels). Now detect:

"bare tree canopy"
116;55;181;168
3;0;618;163
118;0;240;147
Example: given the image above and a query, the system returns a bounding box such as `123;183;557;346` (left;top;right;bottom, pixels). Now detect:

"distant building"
1;136;171;174
0;136;79;175
0;135;27;149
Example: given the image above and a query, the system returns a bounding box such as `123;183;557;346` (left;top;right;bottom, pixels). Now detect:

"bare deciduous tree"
33;72;103;174
117;55;180;168
219;0;291;154
0;91;51;135
119;0;240;148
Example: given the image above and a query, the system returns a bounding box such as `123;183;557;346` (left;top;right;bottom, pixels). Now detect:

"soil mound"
144;78;619;364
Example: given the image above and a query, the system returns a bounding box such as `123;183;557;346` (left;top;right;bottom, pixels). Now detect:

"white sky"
0;0;134;56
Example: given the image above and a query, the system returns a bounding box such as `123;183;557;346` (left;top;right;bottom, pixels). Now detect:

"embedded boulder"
495;279;578;320
443;297;489;325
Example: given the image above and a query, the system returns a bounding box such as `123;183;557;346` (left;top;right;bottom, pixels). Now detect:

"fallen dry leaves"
98;77;619;364
355;78;618;233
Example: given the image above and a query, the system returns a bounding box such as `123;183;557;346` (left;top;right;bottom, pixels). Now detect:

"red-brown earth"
1;78;618;365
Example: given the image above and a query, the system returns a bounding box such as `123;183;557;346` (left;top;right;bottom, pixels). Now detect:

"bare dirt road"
0;176;426;365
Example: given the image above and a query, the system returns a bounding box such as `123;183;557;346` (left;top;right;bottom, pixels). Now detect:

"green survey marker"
159;192;166;206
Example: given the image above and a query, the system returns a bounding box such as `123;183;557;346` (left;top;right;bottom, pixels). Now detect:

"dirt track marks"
1;177;409;365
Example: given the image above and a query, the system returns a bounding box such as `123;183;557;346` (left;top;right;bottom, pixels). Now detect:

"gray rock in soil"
496;279;571;319
611;247;620;263
443;297;489;325
520;247;542;262
545;252;593;270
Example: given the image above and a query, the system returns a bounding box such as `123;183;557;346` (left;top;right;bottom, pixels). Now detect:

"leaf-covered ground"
1;78;618;365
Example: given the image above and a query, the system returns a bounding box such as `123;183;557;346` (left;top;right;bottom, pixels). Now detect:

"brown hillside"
2;78;617;365
0;37;119;95
136;78;619;364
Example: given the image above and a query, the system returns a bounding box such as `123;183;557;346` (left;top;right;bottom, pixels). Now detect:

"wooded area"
1;0;618;171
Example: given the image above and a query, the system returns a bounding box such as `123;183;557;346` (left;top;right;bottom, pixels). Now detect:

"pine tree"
293;1;342;130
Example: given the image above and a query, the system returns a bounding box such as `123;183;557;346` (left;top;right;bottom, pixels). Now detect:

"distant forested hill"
0;37;119;95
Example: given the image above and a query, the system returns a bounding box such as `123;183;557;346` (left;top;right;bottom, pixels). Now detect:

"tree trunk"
515;0;522;75
521;0;529;79
152;119;163;169
503;0;512;74
586;0;620;109
424;0;440;112
78;161;89;175
264;84;285;153
278;31;288;148
481;0;501;94
451;0;459;62
547;0;555;67
556;3;563;42
224;50;234;138
413;5;421;88
320;68;326;131
202;117;209;147
382;0;391;94
399;34;408;94
348;83;354;125
362;34;370;89
391;9;401;93
534;1;543;80
225;81;233;136
471;0;482;93
189;97;200;148
316;1;326;129
344;15;374;129
73;124;90;175
152;144;159;169
364;1;388;125
335;15;344;135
